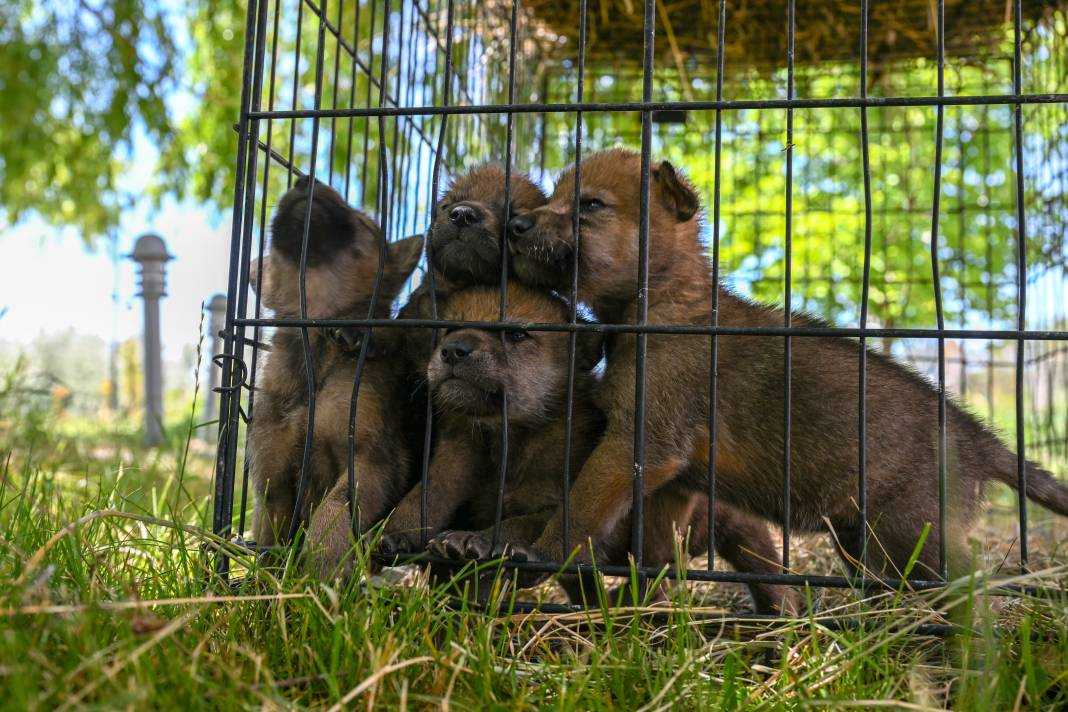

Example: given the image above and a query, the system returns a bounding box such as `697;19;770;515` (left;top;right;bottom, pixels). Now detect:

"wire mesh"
212;0;1068;610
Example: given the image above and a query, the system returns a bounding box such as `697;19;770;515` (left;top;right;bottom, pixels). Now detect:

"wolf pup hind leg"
248;177;422;579
507;148;1067;601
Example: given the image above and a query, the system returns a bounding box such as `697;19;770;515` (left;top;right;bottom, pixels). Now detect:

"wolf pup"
506;147;1068;586
248;176;423;578
400;163;548;320
381;283;604;563
381;283;795;611
394;164;549;439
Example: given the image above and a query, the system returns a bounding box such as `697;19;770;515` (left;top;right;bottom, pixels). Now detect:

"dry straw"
521;0;1061;69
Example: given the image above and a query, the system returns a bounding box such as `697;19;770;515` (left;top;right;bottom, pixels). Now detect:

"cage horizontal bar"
450;599;965;636
219;539;1057;598
234;542;936;590
223;577;969;635
234;316;1068;341
371;551;1057;596
247;92;1068;120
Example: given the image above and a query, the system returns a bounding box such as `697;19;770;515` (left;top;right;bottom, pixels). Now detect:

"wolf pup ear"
652;161;700;222
352;211;386;253
378;234;425;302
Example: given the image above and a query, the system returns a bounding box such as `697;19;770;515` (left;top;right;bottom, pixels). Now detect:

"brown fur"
394;165;550;436
248;177;423;579
382;284;792;611
506;147;1068;588
386;166;755;605
380;284;604;564
400;164;548;321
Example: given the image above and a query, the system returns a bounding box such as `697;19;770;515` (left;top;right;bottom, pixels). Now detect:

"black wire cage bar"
211;0;1068;613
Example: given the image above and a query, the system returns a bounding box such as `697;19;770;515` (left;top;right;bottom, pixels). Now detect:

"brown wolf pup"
395;164;549;439
506;147;1068;587
380;283;604;564
400;164;548;321
248;176;423;578
381;283;795;611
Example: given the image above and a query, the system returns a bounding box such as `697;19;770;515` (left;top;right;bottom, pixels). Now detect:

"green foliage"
0;0;176;240
0;0;252;241
155;0;246;209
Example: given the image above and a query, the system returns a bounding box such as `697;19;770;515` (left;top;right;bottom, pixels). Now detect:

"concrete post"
130;234;173;447
107;234;120;411
205;294;227;423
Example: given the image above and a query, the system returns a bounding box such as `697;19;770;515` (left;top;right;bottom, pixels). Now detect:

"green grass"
1;390;1067;709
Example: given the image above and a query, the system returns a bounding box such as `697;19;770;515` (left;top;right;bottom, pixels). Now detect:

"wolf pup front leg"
248;176;422;579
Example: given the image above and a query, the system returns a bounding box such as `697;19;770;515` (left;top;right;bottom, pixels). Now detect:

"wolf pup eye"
506;330;531;343
579;197;606;212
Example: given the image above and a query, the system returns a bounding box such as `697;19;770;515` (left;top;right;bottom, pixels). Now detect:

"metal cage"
212;0;1068;614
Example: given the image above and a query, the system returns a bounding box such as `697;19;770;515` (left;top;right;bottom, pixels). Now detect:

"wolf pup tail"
993;460;1068;517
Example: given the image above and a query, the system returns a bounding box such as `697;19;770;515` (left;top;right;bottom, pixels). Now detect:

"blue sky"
0;128;235;375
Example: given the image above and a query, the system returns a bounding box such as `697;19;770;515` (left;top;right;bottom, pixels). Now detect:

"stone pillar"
130;234;173;447
205;293;227;424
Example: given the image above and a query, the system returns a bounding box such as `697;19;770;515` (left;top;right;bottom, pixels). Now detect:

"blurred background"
1;0;248;453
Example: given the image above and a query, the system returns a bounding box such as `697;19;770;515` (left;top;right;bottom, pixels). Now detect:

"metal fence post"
205;294;227;425
130;234;173;447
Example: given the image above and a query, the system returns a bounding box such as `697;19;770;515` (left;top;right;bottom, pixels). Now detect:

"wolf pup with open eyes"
248;177;423;578
379;283;795;611
506;147;1068;588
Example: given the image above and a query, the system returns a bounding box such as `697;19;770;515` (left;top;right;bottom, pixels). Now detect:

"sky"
0;125;236;389
0;203;231;355
0;0;240;397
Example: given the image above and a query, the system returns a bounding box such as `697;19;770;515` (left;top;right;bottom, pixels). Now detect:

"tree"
0;0;177;239
155;0;246;211
0;0;379;240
